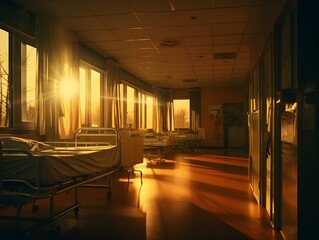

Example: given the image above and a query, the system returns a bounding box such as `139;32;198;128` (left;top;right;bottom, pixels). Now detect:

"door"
280;90;298;240
249;110;260;203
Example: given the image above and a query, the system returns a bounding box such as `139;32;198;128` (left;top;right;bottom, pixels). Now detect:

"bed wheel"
49;224;61;237
74;207;79;217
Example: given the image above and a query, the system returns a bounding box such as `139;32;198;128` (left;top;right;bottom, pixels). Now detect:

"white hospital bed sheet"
2;146;120;186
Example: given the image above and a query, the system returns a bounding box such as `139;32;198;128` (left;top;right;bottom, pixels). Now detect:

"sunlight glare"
60;78;77;98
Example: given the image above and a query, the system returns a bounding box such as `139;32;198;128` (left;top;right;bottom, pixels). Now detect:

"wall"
200;86;248;147
173;89;190;99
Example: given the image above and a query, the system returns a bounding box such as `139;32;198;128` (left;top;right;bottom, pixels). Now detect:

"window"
79;64;103;127
21;42;36;123
173;99;190;129
0;27;36;130
0;29;9;127
90;70;101;127
138;92;153;129
119;83;153;130
126;85;135;128
146;95;153;129
138;92;146;129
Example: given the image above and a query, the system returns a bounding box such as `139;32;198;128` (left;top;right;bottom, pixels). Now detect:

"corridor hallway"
0;148;282;240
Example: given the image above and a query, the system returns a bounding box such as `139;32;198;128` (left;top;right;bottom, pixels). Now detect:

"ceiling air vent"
158;39;181;47
214;52;237;59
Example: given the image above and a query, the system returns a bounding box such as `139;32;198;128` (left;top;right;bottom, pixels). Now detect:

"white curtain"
153;89;173;133
104;60;122;128
35;18;80;140
190;89;201;133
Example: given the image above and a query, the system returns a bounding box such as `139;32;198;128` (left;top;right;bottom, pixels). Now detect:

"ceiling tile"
80;0;130;15
172;0;213;10
146;26;183;38
191;59;213;67
213;65;234;70
213;45;240;52
112;29;149;41
98;14;141;29
24;0;88;18
213;0;253;8
180;25;213;37
245;22;261;34
137;12;179;27
213;35;242;45
175;10;213;25
106;48;159;57
186;45;213;54
242;34;257;44
164;54;190;62
213;22;246;35
158;47;187;55
183;36;213;46
79;30;118;42
60;16;104;31
189;49;213;58
212;7;251;23
130;0;171;12
99;40;154;50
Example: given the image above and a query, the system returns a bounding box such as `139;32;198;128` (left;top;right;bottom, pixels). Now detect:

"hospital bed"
0;127;120;236
143;133;178;163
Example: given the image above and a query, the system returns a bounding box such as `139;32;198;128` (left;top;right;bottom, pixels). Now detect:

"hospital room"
0;0;318;239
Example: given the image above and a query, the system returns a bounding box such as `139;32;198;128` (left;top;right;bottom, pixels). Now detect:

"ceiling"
13;0;286;89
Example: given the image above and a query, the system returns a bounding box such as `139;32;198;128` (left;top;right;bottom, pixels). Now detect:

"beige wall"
172;89;190;99
200;86;248;147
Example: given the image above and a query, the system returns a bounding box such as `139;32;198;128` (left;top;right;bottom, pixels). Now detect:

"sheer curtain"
104;60;122;128
190;89;201;133
153;89;173;133
35;18;79;140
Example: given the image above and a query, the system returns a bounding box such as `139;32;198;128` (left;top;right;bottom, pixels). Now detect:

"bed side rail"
0;143;40;191
74;127;118;147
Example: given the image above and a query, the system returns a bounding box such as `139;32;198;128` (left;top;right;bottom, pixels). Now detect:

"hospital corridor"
0;0;318;239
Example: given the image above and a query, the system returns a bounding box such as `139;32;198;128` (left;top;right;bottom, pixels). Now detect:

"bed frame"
143;133;178;163
0;127;119;237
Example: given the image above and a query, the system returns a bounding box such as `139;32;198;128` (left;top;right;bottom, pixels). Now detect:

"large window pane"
0;29;9;127
90;69;101;127
173;99;190;129
126;85;135;128
21;42;36;122
138;92;145;129
118;83;124;128
79;64;103;127
79;67;87;125
146;95;153;129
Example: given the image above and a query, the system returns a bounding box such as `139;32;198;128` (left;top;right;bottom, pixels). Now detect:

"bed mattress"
1;137;120;186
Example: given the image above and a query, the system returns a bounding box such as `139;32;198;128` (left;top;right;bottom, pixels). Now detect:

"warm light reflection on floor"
133;150;281;240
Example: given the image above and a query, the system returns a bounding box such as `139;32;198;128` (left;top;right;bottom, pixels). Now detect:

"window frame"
0;25;36;131
173;98;190;130
79;61;105;128
121;82;153;130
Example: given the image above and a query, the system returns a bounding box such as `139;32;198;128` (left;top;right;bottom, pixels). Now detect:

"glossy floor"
0;148;283;240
